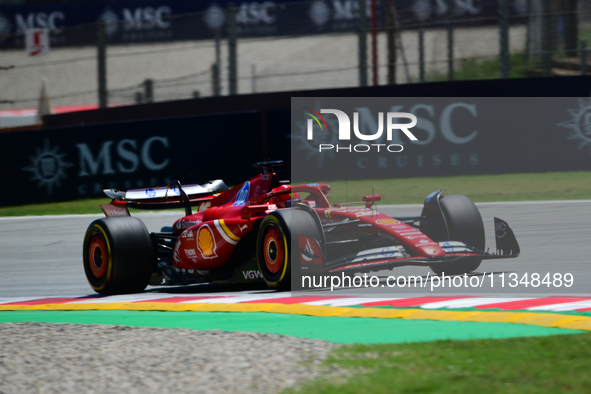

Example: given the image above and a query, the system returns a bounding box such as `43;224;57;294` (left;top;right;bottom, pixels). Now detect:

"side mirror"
362;194;381;209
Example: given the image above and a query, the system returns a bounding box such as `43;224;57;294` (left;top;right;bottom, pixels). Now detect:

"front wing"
309;217;520;273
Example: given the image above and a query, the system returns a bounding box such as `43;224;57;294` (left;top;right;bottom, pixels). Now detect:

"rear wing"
101;179;229;216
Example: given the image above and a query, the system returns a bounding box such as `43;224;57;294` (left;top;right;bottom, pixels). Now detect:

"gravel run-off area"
0;322;341;394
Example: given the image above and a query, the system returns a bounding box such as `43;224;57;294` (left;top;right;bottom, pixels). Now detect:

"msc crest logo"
558;98;591;156
22;139;73;195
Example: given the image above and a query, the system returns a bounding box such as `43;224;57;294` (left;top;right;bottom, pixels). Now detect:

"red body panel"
168;171;451;273
171;173;280;270
315;206;444;257
94;162;519;291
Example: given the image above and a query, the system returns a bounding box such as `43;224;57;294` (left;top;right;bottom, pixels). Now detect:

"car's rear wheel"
429;194;485;276
257;211;291;290
83;217;155;295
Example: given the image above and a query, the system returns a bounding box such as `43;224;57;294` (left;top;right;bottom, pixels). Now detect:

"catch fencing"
0;0;589;112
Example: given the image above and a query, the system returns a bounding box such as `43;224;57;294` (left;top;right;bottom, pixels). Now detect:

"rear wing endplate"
104;179;228;201
102;179;229;216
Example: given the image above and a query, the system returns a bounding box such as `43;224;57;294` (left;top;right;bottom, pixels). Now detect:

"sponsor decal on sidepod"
197;224;218;259
233;182;250;206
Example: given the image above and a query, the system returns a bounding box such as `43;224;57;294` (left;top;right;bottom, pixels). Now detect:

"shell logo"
425;246;437;254
376;219;400;225
198;201;211;212
197;224;218;259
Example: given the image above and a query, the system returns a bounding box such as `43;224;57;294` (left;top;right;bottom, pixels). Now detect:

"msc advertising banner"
0;112;263;206
0;0;525;48
289;97;591;297
291;97;591;182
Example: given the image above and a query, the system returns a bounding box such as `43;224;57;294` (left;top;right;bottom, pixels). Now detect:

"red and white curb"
2;294;591;312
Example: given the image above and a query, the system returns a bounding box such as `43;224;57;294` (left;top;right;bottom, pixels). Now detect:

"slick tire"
83;217;155;295
429;194;485;276
257;209;324;291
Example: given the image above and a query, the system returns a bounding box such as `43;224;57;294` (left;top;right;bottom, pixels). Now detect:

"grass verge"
285;333;591;394
1;171;590;217
318;171;591;205
0;198;111;217
426;53;531;82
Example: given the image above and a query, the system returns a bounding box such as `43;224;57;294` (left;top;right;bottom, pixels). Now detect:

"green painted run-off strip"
0;311;583;344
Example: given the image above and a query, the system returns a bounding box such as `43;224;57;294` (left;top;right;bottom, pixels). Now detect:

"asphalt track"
325;200;591;297
1;201;591;344
1;200;590;298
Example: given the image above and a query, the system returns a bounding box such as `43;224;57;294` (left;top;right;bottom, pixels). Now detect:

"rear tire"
83;217;155;295
429;194;485;276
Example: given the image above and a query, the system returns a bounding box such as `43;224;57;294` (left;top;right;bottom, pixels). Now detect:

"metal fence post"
97;20;107;109
499;0;510;78
525;0;531;62
212;63;220;97
419;24;425;83
564;0;578;58
227;3;238;96
144;79;153;103
386;0;396;85
581;41;587;75
447;0;454;81
214;27;222;96
370;0;378;86
358;0;368;87
540;0;552;76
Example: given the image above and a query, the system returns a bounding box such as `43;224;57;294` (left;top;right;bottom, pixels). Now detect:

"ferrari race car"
83;160;520;295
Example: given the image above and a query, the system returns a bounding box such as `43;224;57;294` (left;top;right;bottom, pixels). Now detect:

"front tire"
83;217;155;295
429;194;485;276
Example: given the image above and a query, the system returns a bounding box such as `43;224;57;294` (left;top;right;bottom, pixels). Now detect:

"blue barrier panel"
0;0;525;48
1;111;269;206
289;97;591;181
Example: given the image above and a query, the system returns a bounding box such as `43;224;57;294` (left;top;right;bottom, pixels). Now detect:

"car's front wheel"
429;194;485;276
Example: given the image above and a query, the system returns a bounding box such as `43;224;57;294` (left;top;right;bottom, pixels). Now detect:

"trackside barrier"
290;96;591;181
1;111;277;206
44;76;591;128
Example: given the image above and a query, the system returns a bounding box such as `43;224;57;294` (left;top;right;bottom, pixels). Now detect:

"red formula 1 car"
83;160;520;295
